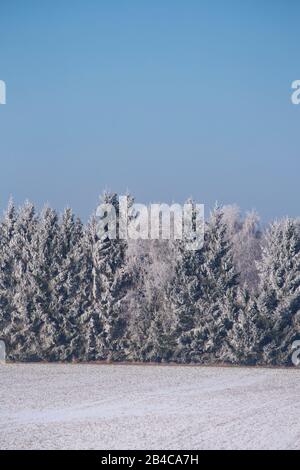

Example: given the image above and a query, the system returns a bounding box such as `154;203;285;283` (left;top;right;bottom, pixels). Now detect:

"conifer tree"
50;209;84;360
185;207;239;363
25;206;60;359
0;199;17;358
257;219;300;365
168;239;203;362
79;216;104;361
7;201;37;360
93;192;132;361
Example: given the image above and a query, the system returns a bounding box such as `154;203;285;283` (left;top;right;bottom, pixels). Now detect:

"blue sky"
0;0;299;221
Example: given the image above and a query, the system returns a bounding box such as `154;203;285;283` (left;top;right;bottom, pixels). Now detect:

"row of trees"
0;193;299;365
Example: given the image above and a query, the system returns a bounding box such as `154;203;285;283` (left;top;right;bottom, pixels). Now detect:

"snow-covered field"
0;363;300;450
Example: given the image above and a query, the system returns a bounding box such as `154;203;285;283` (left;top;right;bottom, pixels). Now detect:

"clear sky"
0;0;299;221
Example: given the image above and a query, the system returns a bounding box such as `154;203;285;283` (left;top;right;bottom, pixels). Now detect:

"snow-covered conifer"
50;209;84;360
93;192;132;361
6;201;37;360
168;238;203;362
257;219;300;365
185;207;240;363
79;216;104;361
24;206;60;359
0;199;17;356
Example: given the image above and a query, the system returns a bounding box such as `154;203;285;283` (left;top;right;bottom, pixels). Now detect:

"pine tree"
168;239;203;362
93;192;132;361
0;199;17;358
79;216;104;361
6;201;37;360
50;209;84;360
257;219;300;365
186;207;240;363
24;206;60;360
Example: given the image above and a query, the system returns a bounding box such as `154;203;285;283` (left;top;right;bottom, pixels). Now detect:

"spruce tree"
50;209;84;360
25;206;60;360
7;201;37;360
0;199;17;358
187;207;239;363
168;239;203;362
93;192;132;361
257;219;300;365
80;216;104;361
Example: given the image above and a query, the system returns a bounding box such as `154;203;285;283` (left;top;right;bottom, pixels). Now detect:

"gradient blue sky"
0;0;299;221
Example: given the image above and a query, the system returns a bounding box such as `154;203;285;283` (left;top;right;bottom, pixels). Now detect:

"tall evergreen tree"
24;206;60;360
168;239;203;362
6;201;37;360
185;207;240;363
79;215;104;361
93;192;132;361
257;219;300;365
50;209;84;360
0;199;17;357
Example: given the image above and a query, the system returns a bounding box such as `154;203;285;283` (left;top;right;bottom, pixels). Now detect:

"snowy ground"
0;363;300;450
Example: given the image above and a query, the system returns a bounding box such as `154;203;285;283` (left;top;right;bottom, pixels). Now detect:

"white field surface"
0;363;300;450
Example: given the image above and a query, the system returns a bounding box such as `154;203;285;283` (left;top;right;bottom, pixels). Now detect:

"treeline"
0;193;299;365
